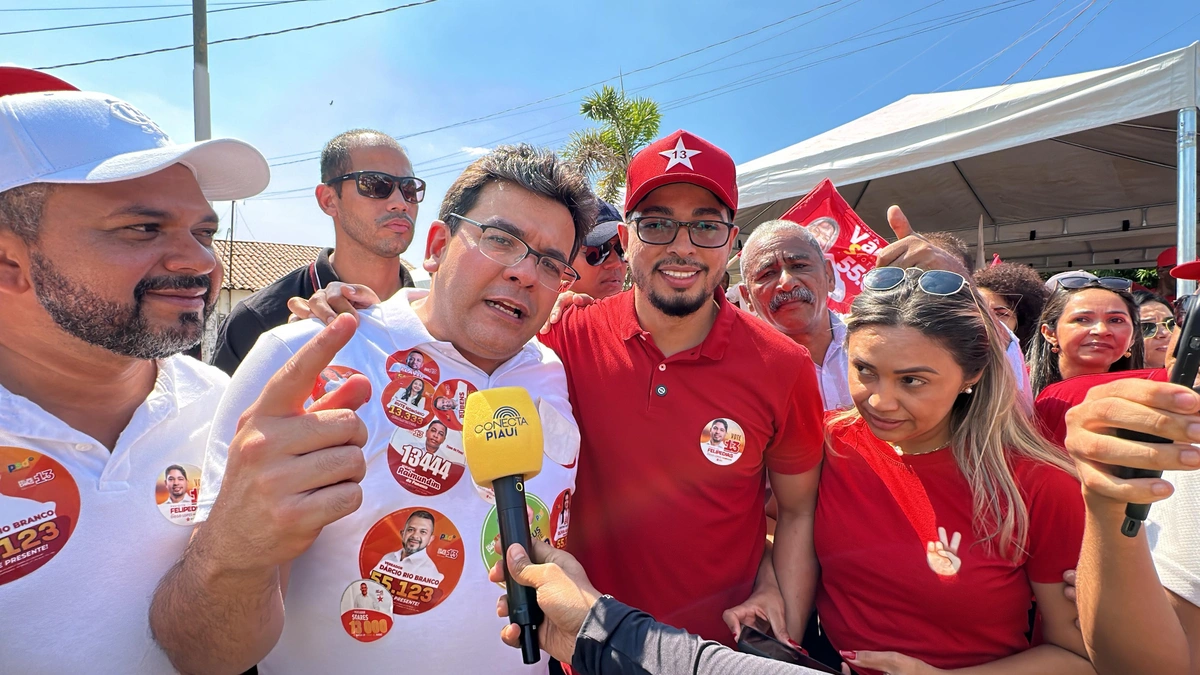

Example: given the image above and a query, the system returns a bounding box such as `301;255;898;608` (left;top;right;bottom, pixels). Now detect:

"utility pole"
192;0;211;142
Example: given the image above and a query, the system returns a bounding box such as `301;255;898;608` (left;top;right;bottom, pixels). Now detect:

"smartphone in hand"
736;625;841;674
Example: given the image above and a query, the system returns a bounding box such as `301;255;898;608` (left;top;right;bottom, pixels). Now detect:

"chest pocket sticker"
0;448;80;585
699;418;746;466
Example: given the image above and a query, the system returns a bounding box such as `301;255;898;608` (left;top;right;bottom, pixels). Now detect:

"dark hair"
0;183;53;243
1026;284;1144;395
712;419;727;430
428;419;447;432
439;144;597;259
407;510;436;527
924;231;973;275
973;263;1049;352
165;464;187;479
1132;289;1172;312
320;129;406;194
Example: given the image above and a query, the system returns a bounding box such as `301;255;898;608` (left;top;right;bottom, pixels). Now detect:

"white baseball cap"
0;89;269;200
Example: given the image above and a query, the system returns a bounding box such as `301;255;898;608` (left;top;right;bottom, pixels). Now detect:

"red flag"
781;179;887;314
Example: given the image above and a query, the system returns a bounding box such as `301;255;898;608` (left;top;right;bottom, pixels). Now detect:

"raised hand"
539;291;595;335
875;205;971;277
926;526;962;577
287;281;381;325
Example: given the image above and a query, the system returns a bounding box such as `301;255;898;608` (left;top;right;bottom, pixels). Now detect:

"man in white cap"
0;80;268;672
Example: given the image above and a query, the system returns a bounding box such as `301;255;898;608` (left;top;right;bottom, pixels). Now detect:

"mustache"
652;256;709;274
769;286;815;313
134;274;212;300
380;212;415;227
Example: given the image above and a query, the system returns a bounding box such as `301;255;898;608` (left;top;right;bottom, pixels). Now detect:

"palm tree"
563;85;662;203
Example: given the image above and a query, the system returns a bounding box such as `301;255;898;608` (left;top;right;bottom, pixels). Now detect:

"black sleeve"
572;597;819;675
209;303;271;376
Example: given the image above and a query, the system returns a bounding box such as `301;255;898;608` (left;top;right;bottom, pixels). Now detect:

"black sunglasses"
862;266;968;296
327;171;426;203
1054;275;1132;292
582;238;625;267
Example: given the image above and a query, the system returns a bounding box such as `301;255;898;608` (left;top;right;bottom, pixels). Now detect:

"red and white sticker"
311;366;364;404
548;489;572;549
359;507;464;616
385;348;440;384
339;579;394;642
382;375;434;430
0;448;80;586
386;425;466;497
155;463;201;525
699;418;746;466
430;379;476;432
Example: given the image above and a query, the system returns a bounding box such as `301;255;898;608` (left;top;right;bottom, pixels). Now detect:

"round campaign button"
385;348;440;384
699;418;746;466
311;366;364;404
0;448;80;586
359;507;464;616
548;489;572;550
382;375;434;430
386;424;466;497
430;379;476;432
339;579;394;643
154;463;201;525
480;493;551;583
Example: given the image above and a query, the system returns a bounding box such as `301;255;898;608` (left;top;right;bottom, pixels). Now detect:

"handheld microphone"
463;387;545;664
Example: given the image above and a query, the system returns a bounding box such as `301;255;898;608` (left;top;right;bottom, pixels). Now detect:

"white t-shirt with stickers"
196;288;580;674
0;355;227;674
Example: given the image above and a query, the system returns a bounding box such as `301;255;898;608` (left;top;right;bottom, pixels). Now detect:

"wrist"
1083;489;1131;517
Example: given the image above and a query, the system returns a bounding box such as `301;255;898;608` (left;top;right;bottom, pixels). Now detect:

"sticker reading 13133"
0;448;80;586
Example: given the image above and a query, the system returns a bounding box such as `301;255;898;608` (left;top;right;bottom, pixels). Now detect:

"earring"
963;386;973;394
1124;350;1133;358
1050;346;1060;353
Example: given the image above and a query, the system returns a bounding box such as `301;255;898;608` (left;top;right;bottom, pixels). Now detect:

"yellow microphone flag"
462;386;544;487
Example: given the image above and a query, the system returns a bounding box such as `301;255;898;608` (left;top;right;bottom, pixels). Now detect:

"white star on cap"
659;137;701;171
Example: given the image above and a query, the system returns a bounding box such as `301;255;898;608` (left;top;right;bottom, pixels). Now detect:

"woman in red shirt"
728;267;1092;675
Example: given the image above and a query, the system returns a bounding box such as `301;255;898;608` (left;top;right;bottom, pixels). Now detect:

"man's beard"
29;251;214;359
631;256;714;318
343;209;414;258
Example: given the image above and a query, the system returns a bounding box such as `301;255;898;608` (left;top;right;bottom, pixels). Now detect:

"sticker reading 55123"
0;448;80;585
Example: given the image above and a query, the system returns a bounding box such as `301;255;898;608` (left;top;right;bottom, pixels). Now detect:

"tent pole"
1179;107;1198;298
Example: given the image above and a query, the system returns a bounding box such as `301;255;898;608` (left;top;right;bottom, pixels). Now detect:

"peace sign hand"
926;527;962;577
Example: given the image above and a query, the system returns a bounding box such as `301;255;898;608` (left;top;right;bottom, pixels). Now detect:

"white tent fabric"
734;43;1200;273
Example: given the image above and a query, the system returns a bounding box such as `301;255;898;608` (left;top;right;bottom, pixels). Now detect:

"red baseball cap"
1158;246;1177;268
624;129;738;218
1172;259;1200;280
0;66;77;97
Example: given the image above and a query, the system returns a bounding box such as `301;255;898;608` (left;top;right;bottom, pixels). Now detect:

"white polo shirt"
1148;470;1200;607
0;355;227;674
814;311;852;411
196;288;580;674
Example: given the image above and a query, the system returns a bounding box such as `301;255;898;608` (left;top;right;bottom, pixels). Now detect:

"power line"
1;2;281;10
1;0;327;38
37;0;441;70
1026;0;1116;80
1119;6;1200;65
998;0;1096;85
945;0;1073;90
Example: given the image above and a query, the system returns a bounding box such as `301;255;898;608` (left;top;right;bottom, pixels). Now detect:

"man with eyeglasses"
210;128;419;375
539;130;825;648
149;144;590;674
570;200;628;299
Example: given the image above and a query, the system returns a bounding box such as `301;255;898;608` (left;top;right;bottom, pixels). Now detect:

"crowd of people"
0;65;1196;675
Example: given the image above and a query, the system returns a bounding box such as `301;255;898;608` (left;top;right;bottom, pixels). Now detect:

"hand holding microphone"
464;387;546;664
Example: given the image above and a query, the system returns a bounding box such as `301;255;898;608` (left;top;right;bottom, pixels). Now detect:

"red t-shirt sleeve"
1021;463;1085;584
763;357;825;475
1033;393;1071;449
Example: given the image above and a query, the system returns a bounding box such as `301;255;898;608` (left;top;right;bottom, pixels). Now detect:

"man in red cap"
1157;247;1178;302
539;130;824;647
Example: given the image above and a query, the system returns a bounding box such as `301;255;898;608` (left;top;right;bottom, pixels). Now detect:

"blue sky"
3;0;1198;271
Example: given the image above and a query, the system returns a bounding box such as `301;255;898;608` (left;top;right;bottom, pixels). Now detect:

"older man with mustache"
211;128;419;374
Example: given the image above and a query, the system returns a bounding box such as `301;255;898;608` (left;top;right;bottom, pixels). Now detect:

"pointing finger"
253;313;359;418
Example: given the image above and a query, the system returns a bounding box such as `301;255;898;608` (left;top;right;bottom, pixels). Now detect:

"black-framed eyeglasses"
630;216;733;248
448;213;579;292
1140;317;1177;338
326;171;426;204
1054;275;1132;292
582;237;625;267
863;266;968;296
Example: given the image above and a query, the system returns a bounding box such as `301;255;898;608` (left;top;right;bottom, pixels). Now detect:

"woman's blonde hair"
831;269;1077;561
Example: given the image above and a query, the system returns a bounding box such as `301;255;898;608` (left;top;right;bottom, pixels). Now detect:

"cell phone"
736;625;841;674
1113;291;1200;537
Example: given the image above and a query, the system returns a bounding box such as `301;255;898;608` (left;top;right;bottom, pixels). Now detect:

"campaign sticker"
0;448;80;586
386;424;466;497
699;418;746;466
430;379;477;432
548;489;572;549
359;507;464;616
311;366;364;404
382;375;434;430
155;463;201;525
385;348;440;384
480;493;551;583
339;579;394;642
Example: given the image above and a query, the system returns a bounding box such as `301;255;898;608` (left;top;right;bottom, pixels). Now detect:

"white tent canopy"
734;43;1200;277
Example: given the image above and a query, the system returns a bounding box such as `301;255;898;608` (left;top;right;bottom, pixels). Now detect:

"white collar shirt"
813;311;853;411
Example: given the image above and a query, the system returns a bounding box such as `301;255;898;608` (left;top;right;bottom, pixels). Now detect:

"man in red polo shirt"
539;130;824;646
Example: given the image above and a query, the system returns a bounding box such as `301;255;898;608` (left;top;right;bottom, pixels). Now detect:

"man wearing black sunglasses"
210;128;418;375
570;200;628;299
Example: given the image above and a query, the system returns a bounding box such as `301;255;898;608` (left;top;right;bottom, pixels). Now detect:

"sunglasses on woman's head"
1054;276;1132;292
862;266;968;296
582;238;625;267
